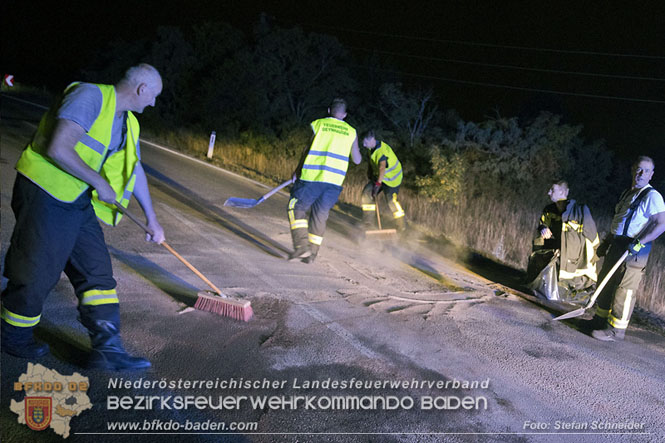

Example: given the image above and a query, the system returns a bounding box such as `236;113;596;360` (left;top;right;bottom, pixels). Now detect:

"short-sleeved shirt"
56;83;128;160
611;185;665;238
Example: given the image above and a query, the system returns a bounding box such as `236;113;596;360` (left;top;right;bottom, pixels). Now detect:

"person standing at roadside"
527;180;599;301
591;156;665;341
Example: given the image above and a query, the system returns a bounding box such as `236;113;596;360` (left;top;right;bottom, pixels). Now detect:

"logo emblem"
25;397;52;431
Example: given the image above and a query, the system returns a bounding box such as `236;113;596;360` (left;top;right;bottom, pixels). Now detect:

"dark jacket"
535;199;599;282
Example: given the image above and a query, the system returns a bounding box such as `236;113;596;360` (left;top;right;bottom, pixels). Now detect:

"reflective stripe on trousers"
288;197;309;230
361;182;405;219
287;180;342;249
1;307;41;327
595;237;648;330
2;175;118;325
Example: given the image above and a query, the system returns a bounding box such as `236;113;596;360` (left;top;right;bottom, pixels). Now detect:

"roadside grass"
144;129;665;317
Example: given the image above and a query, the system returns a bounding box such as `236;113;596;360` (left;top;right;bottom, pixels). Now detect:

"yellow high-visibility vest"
370;141;403;187
16;83;139;226
300;117;357;186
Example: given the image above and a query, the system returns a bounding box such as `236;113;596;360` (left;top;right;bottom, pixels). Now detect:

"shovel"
224;178;294;208
552;250;629;321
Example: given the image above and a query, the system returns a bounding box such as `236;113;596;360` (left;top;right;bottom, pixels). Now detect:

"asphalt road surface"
2;95;664;442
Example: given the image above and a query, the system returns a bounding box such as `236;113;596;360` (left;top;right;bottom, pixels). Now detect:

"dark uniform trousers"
361;182;405;229
1;174;120;329
594;236;649;330
287;180;342;255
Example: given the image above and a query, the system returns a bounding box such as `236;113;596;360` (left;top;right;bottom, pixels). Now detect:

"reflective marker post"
206;131;216;159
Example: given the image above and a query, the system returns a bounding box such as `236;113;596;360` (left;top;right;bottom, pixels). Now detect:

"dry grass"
641;246;665;314
147;128;299;186
148;129;665;316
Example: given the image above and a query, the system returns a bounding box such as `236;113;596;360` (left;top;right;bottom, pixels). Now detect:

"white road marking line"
158;202;286;289
3;95;49;110
157;201;221;241
297;303;382;360
142;139;276;190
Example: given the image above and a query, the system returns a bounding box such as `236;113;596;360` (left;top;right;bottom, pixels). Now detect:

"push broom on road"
365;195;397;239
114;202;253;321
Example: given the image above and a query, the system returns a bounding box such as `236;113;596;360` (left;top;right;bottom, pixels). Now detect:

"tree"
378;82;438;147
145;27;196;126
444;112;585;191
414;148;466;203
253;26;356;127
188;22;260;132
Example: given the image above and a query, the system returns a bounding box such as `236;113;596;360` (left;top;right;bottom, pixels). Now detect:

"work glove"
596;237;610;257
540;227;553;240
371;181;382;198
627;238;645;256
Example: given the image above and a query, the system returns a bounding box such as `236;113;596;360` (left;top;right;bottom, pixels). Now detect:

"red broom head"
194;293;253;322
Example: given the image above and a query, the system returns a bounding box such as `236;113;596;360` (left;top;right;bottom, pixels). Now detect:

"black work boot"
289;228;310;260
592;326;626;342
1;320;49;359
582;314;607;332
302;244;320;264
85;319;151;370
289;228;311;260
302;254;317;264
288;245;311;260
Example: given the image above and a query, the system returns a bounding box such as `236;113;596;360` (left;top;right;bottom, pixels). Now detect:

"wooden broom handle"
114;202;223;295
374;196;383;230
158;242;223;295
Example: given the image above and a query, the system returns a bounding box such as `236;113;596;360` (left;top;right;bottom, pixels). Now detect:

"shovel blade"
552;307;586;321
223;197;259;208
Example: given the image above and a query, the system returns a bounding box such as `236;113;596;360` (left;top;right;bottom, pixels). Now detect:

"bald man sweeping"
2;64;165;370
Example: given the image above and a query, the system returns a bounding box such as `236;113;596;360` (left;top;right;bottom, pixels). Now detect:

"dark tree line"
79;19;660;212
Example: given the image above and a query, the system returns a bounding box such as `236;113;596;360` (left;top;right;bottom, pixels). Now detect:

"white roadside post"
206;131;217;159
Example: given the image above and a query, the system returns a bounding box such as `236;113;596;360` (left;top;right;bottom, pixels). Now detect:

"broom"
365;195;397;238
114;202;253;321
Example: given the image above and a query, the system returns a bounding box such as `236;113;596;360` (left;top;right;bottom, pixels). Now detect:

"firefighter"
527;180;599;301
1;64;165;370
287;98;361;263
360;131;406;231
591;156;665;341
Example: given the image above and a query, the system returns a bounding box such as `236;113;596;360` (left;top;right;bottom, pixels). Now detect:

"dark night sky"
3;1;664;165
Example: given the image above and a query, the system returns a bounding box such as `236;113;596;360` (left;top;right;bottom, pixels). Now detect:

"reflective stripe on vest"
92;111;140;226
15;83;140;226
371;142;403;187
562;220;583;233
300;117;356;186
558;234;599;282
